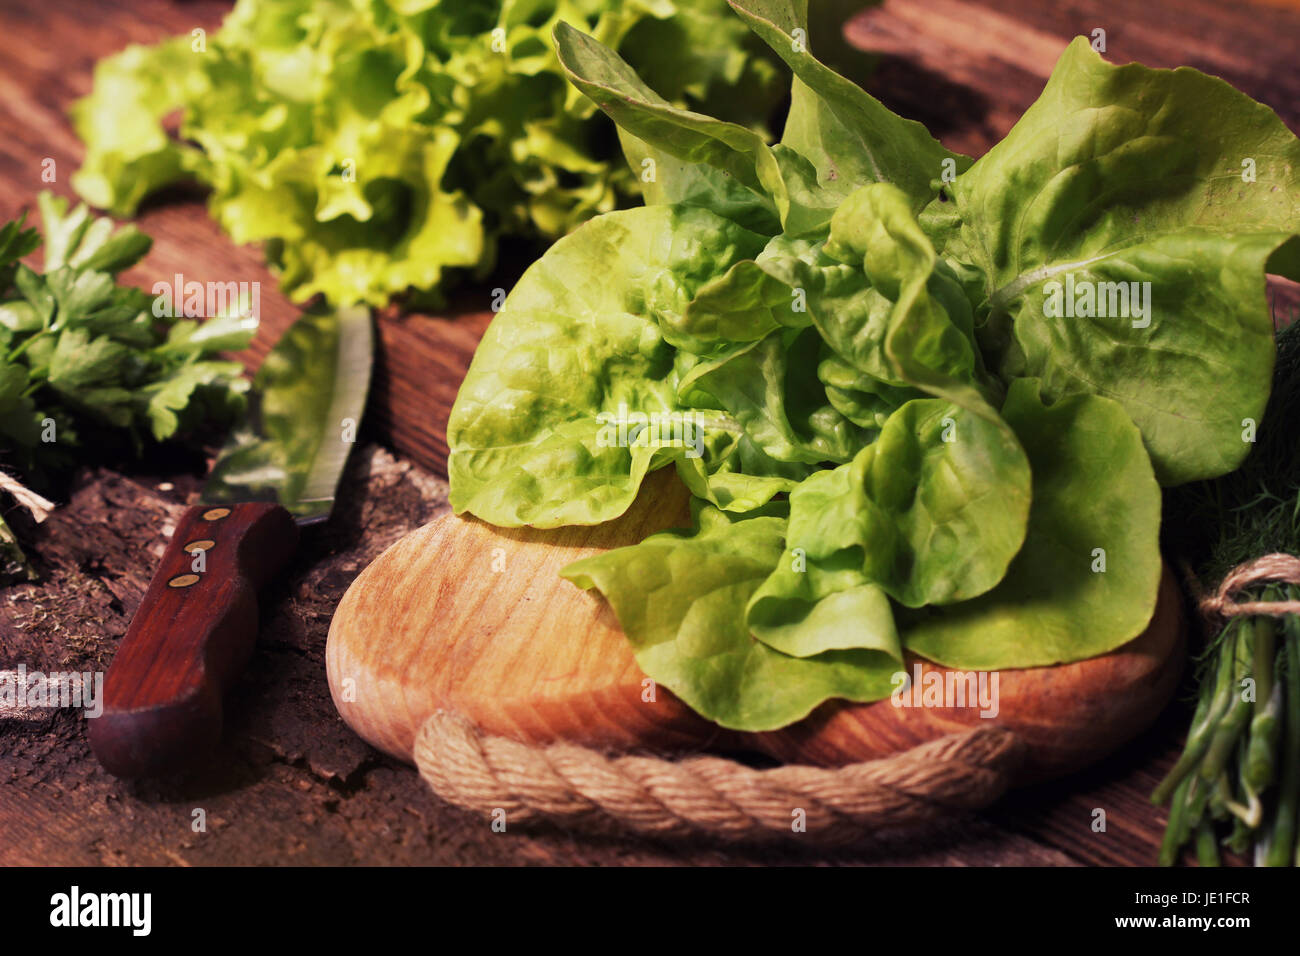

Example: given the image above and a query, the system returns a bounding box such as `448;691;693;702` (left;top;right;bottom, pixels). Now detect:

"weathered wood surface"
3;0;1298;864
0;446;1203;864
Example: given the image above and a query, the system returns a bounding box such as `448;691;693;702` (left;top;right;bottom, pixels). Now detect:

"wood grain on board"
2;0;1298;865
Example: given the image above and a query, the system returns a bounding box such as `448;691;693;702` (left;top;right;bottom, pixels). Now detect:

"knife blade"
89;305;373;777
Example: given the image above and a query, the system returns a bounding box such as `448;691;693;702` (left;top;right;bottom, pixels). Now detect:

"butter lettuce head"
449;0;1300;730
70;0;787;308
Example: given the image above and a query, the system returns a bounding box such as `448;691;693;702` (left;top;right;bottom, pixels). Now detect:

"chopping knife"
89;305;373;778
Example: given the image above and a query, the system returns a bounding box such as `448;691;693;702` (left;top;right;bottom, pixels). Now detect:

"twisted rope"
1192;553;1300;619
414;710;1025;844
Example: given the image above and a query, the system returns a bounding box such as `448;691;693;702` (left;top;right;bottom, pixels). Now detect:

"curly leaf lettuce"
71;0;787;308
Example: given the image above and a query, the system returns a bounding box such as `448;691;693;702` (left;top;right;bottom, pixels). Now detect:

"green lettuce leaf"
554;19;787;218
447;203;766;526
671;424;812;512
676;327;869;465
617;130;781;233
661;234;819;351
925;37;1300;484
450;6;1300;733
817;182;998;417
903;378;1162;668
817;347;921;429
731;0;968;210
747;396;1031;655
561;503;900;730
557;7;901;237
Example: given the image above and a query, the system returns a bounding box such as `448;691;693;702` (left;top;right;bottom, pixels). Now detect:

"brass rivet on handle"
183;539;216;553
168;573;201;588
202;507;231;521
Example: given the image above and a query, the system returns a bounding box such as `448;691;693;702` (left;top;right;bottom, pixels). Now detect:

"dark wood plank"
847;0;1300;158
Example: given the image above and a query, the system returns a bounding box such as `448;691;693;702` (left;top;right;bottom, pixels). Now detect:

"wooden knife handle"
89;502;299;777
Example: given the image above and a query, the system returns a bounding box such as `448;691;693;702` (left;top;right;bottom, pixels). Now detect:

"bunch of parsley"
0;192;254;578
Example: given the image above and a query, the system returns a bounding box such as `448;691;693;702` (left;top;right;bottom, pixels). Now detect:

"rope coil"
414;710;1025;844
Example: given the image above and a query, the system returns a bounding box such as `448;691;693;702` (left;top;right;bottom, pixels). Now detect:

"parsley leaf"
0;193;253;504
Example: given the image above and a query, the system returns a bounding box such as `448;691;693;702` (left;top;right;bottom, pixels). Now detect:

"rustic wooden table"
2;0;1298;865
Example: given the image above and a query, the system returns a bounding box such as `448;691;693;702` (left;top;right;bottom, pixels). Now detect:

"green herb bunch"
1155;317;1300;866
0;193;254;578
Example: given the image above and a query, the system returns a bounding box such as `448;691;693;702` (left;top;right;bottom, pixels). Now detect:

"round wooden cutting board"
326;469;1185;784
